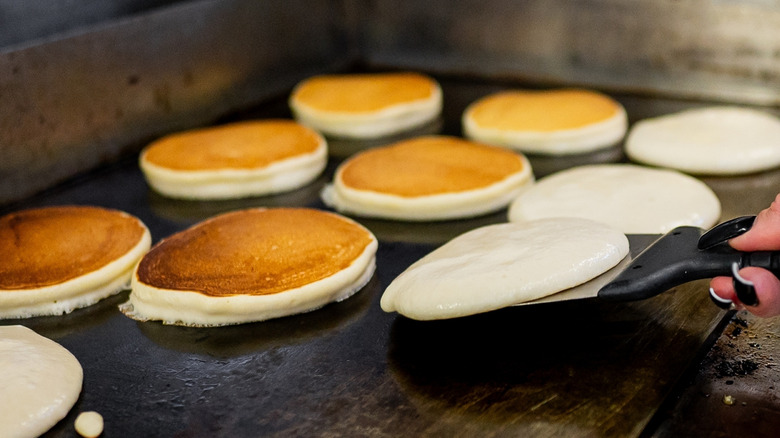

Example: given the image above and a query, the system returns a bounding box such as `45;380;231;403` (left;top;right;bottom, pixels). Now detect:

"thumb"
730;194;780;252
736;267;780;318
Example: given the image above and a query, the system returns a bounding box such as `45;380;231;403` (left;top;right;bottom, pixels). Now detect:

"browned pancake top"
142;120;322;171
292;72;437;113
135;208;374;296
338;136;527;197
0;206;147;290
469;89;621;131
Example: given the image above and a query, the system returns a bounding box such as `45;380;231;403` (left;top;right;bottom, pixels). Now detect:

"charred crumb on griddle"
714;358;760;378
699;315;767;380
727;316;750;338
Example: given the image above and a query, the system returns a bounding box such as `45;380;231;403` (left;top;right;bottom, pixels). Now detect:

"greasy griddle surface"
4;79;776;437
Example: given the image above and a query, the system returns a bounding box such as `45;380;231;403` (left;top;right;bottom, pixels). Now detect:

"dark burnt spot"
714;359;760;378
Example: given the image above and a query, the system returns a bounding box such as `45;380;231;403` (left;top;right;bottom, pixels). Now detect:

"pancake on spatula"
0;205;151;319
321;135;533;221
381;217;629;320
139;120;327;200
462;89;627;155
289;72;442;139
0;325;83;438
122;207;377;326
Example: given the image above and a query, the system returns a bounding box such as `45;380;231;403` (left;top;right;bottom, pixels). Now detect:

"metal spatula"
520;216;780;306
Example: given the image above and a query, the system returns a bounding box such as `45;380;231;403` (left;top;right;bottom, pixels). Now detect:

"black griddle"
3;79;779;437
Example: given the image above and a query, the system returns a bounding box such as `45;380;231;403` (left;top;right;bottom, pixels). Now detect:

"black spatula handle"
697;216;756;250
598;225;780;302
743;251;780;276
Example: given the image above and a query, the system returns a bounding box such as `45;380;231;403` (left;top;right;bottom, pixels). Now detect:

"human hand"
709;194;780;317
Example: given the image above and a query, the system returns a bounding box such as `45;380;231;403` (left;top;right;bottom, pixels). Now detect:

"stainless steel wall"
358;0;780;105
0;0;354;205
0;0;186;49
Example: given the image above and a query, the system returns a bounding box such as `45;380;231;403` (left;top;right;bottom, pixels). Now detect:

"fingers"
730;193;780;252
709;276;737;308
714;193;780;318
709;267;780;318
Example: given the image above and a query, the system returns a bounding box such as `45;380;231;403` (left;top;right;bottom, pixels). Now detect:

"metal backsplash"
0;0;355;205
358;0;780;105
0;0;187;49
2;0;779;205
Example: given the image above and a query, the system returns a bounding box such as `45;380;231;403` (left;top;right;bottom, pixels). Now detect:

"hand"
709;194;780;317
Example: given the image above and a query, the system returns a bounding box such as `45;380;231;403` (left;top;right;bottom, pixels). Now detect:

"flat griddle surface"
3;79;778;437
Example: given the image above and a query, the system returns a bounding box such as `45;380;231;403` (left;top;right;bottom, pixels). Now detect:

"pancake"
122;207;378;326
625;106;780;175
0;205;151;319
381;218;629;320
321;135;534;221
462;89;627;155
508;164;721;234
289;72;442;139
0;325;83;438
139;120;327;199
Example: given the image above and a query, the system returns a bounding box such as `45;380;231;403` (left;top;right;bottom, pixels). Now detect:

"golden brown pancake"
289;72;442;139
463;89;627;154
467;89;620;131
292;72;437;113
143;120;322;170
321;135;534;220
139;120;327;199
123;208;378;326
0;205;151;318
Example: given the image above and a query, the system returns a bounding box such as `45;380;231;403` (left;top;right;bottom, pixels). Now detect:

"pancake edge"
321;154;534;221
462;102;627;155
121;236;378;327
0;225;151;319
139;137;327;200
290;83;443;139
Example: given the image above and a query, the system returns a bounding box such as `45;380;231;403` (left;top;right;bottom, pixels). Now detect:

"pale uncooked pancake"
0;325;83;438
321;136;534;221
462;89;627;155
0;206;151;319
140;120;327;199
508;164;721;234
381;218;629;320
289;72;442;139
625;106;780;175
122;208;378;326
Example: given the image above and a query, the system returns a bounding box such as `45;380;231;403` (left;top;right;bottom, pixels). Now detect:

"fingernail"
732;262;759;306
709;287;734;310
